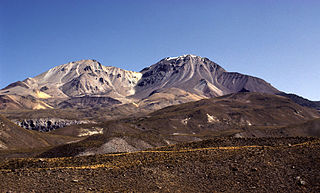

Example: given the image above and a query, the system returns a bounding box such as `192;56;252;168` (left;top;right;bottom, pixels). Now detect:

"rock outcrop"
0;115;78;150
14;118;92;132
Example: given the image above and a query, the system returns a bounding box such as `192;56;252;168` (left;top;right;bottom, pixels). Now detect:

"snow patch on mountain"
165;54;198;61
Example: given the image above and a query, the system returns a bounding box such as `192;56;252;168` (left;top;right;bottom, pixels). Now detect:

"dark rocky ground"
0;137;319;192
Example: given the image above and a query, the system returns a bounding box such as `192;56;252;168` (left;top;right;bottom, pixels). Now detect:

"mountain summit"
134;54;278;98
0;55;279;110
1;60;142;105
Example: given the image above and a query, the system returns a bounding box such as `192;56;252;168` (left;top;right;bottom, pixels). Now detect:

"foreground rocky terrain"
0;137;319;192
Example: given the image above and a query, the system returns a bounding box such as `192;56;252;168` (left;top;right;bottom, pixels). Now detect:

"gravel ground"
0;137;319;192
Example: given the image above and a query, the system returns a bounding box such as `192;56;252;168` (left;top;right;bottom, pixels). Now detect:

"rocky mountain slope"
35;92;320;158
135;55;278;99
144;92;319;132
277;92;320;110
0;59;141;109
0;55;280;111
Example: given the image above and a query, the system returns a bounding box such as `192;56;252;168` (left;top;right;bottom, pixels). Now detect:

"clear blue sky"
0;0;319;100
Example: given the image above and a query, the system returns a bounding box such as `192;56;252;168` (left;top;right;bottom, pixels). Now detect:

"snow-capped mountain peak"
164;54;199;61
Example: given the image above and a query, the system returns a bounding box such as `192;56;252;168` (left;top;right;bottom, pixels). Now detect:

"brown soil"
1;137;319;192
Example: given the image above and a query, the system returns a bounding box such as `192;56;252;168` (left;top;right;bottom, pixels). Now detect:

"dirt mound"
78;137;152;156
